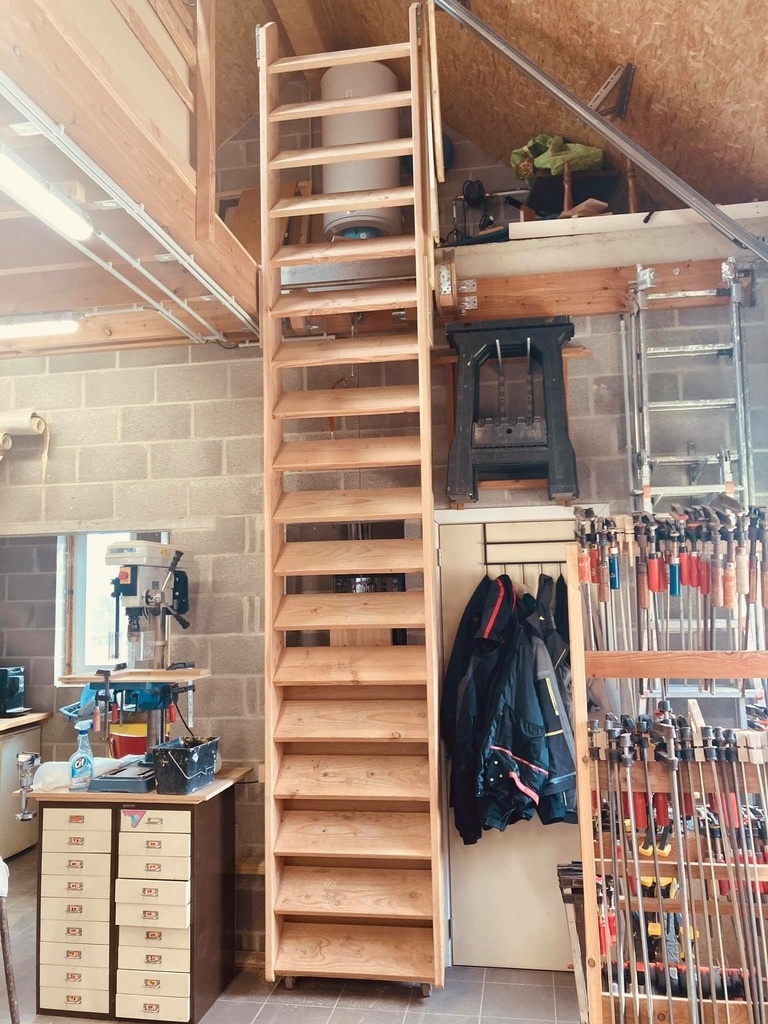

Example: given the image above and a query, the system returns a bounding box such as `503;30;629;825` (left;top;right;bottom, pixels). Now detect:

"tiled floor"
1;849;576;1024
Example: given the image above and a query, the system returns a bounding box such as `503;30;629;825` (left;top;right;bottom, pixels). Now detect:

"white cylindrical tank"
321;62;403;240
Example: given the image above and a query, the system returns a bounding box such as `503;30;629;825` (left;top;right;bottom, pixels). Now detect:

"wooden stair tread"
271;138;413;170
274;538;423;576
274;646;428;685
275;699;428;742
274;487;423;525
275;754;430;801
276;922;434;982
268;42;411;74
270;90;413;123
237;858;265;876
276;866;432;919
272;283;417;318
275;810;432;859
274;436;422;472
273;235;417;267
273;385;419;420
270;186;414;218
273;334;419;369
274;591;425;630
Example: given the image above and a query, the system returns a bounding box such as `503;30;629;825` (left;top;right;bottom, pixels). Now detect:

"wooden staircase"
258;5;444;992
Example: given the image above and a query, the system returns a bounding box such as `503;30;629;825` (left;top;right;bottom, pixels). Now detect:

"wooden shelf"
274;538;424;576
275;699;428;743
274;754;430;801
274;437;422;473
0;711;51;734
274;646;428;686
273;334;419;369
275;921;434;983
274;487;423;525
275;810;432;859
273;384;420;419
275;866;432;919
58;668;211;687
271;138;413;171
274;592;425;631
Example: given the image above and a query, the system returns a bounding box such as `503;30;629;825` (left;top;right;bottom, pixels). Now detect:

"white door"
0;725;42;859
439;512;581;970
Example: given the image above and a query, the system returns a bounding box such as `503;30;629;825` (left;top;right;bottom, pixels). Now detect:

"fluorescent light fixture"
0;314;79;341
0;141;92;241
8;121;43;137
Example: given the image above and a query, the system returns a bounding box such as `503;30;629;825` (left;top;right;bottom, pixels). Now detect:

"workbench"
30;766;249;1022
0;712;51;859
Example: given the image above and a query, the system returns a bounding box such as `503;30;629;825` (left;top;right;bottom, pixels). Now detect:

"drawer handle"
147;817;164;826
144;979;161;989
145;840;162;850
141;887;159;898
145;930;162;941
66;950;82;960
67;837;85;846
66;995;82;1005
68;815;85;824
66;927;82;937
145;954;162;965
143;1002;160;1013
66;859;84;870
66;972;82;983
145;863;161;872
66;905;83;915
142;910;159;920
66;882;83;892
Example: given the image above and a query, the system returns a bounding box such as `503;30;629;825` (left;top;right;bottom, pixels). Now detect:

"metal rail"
433;0;768;265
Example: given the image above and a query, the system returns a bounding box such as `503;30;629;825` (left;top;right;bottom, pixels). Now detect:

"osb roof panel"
315;0;768;205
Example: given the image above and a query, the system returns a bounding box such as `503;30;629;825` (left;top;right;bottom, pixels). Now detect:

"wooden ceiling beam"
0;1;257;315
274;0;337;91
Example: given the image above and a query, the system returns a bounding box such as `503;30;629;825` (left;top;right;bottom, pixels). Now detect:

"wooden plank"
274;436;422;472
30;767;249;804
271;0;335;93
273;487;424;524
274;538;424;575
274;592;426;630
270;185;414;218
601;993;750;1024
275;699;428;742
276;922;434;983
146;0;196;64
272;282;418;318
592;757;765;796
276;810;431;860
229;187;261;262
425;0;444;183
269;42;410;74
271;90;412;122
108;0;193;110
273;384;420;419
0;1;257;315
276;866;433;919
585;649;768;680
194;0;215;242
271;137;413;170
275;646;428;685
0;711;52;735
275;754;430;801
273;235;417;266
273;334;419;368
237;857;265;876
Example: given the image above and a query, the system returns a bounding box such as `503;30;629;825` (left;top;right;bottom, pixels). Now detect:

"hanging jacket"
450;575;551;843
441;575;492;757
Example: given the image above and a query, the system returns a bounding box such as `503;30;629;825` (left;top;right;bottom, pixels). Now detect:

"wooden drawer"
38;919;110;946
119;945;191;974
40;964;110;991
39;941;110;969
43;807;112;832
116;903;190;930
41;852;111;877
42;829;112;855
39;986;109;1014
116;878;190;906
116;993;190;1022
119;809;191;834
120;926;191;951
41;873;111;900
119;854;191;881
40;896;111;923
120;832;191;858
118;968;190;998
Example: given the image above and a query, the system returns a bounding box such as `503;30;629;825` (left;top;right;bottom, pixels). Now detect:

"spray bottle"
69;720;94;792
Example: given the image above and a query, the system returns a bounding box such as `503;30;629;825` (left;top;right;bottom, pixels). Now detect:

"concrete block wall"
0;343;266;954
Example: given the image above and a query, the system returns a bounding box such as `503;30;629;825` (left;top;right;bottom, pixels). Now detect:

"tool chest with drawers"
34;772;243;1022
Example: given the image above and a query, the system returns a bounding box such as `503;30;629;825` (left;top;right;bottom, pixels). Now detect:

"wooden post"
195;0;215;241
626;158;639;214
563;161;573;213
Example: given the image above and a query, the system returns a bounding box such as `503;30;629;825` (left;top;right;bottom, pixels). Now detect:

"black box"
152;737;219;795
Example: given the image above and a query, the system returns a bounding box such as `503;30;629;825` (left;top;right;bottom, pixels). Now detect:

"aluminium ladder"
624;260;756;512
258;7;444;992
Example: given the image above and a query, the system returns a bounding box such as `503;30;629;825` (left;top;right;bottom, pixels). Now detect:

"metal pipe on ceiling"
434;0;768;266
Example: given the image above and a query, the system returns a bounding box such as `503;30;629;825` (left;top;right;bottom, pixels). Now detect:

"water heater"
321;62;403;240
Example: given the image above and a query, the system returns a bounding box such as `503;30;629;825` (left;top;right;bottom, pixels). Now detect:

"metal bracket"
589;63;636;120
636;265;658;292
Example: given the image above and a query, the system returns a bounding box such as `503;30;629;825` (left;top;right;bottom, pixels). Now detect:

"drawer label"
142;910;159;920
144;978;161;989
141;887;159;897
66;905;83;915
66;972;82;983
66;859;84;870
67;837;85;846
145;954;162;965
144;1003;160;1013
66;882;83;892
65;950;82;960
145;931;162;941
66;927;82;937
66;995;82;1005
145;840;162;850
145;863;161;872
68;815;85;825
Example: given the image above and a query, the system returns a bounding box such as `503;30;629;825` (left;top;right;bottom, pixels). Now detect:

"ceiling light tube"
0;314;79;340
0;141;92;241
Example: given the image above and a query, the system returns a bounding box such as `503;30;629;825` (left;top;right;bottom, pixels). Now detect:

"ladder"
624;260;756;511
258;6;444;992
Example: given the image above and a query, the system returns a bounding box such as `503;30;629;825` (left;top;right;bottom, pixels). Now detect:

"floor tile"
337;981;415;1010
553;973;577;990
255;1005;334;1024
486;968;554;986
224;973;279;999
405;1015;479;1024
267;977;344;1006
329;1009;407;1024
481;983;556;1021
482;1018;558;1024
445;965;485;982
201;1000;265;1024
554;985;581;1022
406;979;483;1015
